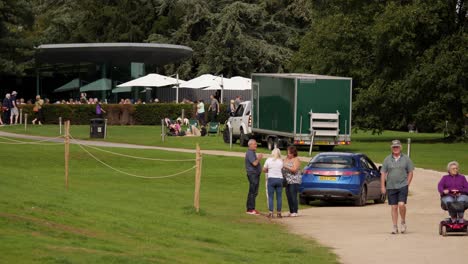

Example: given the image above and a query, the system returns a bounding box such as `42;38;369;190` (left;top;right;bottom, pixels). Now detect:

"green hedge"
18;103;229;125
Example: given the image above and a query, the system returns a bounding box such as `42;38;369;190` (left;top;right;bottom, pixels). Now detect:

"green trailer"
250;73;352;151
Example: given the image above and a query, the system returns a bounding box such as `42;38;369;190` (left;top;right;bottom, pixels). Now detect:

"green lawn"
2;124;466;172
0;140;337;264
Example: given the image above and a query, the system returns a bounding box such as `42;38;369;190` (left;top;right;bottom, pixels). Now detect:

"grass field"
0;139;337;264
1;124;466;172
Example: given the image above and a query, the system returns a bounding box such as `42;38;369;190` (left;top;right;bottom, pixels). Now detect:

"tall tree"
0;0;34;75
290;0;467;137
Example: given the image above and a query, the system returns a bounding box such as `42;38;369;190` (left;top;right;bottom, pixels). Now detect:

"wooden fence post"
64;121;70;190
194;144;202;212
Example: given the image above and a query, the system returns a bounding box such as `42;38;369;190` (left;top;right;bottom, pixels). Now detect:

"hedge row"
18;103;230;125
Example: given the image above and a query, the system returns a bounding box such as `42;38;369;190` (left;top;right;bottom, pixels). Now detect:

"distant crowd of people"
1;90;244;126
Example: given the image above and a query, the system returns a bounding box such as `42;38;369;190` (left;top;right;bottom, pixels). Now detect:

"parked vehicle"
299;152;386;206
223;73;352;151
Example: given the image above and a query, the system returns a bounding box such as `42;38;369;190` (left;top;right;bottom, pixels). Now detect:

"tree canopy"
1;0;467;138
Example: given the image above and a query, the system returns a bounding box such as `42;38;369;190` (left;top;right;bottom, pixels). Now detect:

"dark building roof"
36;43;193;65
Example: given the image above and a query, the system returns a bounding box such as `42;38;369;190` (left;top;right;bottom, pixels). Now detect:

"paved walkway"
1;131;466;264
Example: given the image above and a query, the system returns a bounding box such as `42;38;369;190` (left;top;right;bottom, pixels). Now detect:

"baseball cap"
391;140;401;147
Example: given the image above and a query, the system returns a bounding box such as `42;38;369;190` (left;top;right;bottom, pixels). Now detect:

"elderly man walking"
381;140;414;234
245;139;263;215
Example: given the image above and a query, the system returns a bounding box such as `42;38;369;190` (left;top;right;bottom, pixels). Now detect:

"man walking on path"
10;91;18;125
208;94;219;122
245;139;263;215
381;139;414;234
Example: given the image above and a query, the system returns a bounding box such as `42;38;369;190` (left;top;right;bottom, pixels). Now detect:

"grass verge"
0;140;337;263
1;125;466;171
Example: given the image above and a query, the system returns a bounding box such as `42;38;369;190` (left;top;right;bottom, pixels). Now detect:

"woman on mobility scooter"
437;161;468;236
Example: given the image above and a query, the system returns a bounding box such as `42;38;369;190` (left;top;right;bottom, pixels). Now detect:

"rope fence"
72;141;196;162
72;135;197;179
1;121;204;212
0;135;65;145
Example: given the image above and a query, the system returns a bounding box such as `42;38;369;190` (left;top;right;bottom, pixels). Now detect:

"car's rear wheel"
374;193;386;204
354;185;367;206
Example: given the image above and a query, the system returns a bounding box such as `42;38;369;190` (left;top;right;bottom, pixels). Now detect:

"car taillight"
248;115;252;126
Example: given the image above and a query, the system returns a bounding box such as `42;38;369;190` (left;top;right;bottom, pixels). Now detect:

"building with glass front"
34;43;192;103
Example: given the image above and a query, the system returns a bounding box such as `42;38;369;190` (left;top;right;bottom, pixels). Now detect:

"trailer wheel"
318;145;335;151
267;137;274;150
239;129;248;146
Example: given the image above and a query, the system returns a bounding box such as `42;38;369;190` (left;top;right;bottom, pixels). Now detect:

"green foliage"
135;103;195;125
19;103;230;126
289;0;467;139
0;0;34;75
3;0;467;139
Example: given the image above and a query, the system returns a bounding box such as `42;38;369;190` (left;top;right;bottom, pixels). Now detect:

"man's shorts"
10;108;18;116
387;185;409;205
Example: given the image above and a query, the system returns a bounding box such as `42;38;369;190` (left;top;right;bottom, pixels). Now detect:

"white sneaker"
391;225;398;234
400;223;407;233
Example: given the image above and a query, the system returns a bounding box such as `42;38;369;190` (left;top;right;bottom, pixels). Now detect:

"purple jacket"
437;173;468;196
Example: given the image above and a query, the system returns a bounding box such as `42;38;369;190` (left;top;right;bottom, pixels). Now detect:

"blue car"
299;152;386;206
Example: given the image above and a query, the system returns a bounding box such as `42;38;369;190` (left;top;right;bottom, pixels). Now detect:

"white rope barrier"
75;140;197;179
70;137;196;162
0;135;65;145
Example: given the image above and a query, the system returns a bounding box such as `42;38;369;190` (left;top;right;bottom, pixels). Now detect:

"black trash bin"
90;118;105;138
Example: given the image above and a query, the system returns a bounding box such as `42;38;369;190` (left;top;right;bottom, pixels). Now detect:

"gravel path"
1;131;466;264
280;167;468;264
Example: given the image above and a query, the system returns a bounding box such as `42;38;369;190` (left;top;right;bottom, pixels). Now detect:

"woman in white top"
263;148;284;218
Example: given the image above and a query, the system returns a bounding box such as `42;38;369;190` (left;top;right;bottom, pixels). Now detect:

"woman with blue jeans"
283;146;302;217
263;148;284;218
438;161;468;223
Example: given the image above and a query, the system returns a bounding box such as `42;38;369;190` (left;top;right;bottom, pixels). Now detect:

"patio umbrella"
203;76;251;90
117;73;185;102
111;86;133;93
80;78;112;92
180;74;230;103
226;76;251;90
54;78;81;93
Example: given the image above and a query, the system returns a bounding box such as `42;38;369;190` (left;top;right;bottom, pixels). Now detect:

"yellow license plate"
319;176;337;181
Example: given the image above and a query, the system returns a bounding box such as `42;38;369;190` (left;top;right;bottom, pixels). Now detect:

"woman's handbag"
33;105;39;112
281;168;290;187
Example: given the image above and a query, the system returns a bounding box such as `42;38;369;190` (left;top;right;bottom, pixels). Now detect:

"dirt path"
281;167;468;264
1;131;466;263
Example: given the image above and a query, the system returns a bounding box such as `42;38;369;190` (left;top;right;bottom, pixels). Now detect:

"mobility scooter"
439;191;468;236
